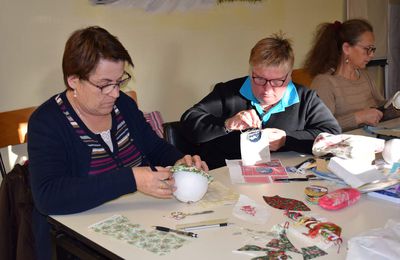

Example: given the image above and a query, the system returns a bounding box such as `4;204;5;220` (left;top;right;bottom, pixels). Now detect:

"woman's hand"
355;108;383;126
132;166;176;198
175;154;209;172
225;109;261;131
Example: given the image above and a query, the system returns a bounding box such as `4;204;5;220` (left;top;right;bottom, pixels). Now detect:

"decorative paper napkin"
233;224;327;259
232;194;270;224
89;215;189;255
198;180;239;207
263;195;311;211
226;159;288;184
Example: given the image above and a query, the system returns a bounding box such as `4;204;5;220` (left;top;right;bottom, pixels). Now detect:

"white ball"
382;139;400;164
173;171;209;203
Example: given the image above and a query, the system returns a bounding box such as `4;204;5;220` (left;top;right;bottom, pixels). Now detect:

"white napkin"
232;194;269;225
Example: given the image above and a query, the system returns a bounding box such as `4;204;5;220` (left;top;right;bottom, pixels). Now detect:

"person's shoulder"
358;69;370;78
313;70;335;81
310;70;337;89
216;76;247;87
116;91;139;108
294;83;316;97
30;92;63;120
214;76;247;91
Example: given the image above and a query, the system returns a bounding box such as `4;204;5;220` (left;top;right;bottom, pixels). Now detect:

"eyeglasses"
252;72;289;87
357;44;376;55
84;72;131;94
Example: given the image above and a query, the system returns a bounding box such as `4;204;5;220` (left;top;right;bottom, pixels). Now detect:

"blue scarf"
239;76;299;125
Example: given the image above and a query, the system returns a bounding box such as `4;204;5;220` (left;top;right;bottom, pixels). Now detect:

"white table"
49;151;400;260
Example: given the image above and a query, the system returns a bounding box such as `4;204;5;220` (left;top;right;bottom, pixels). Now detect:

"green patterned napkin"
89;215;189;256
170;165;214;183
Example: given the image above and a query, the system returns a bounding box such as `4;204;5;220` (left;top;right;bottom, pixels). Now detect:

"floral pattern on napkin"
89;215;188;255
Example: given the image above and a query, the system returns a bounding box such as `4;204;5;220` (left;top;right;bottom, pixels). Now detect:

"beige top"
311;69;385;131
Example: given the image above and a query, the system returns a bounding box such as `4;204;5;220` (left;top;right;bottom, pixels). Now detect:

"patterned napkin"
232;194;270;224
263;195;311;211
89;215;189;256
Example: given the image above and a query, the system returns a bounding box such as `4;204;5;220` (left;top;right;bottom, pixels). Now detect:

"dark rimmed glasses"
356;44;376;55
252;72;289;88
84;71;131;94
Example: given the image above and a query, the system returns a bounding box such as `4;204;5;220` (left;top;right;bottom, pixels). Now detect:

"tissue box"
327;157;384;188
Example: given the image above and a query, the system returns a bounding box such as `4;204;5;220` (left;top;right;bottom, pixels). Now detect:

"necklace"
68;92;84;119
67;91;111;133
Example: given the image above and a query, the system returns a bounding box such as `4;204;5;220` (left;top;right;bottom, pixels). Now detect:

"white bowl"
173;171;209;203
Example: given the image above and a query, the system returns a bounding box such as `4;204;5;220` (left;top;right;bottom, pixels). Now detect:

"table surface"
345;117;400;136
49;149;400;260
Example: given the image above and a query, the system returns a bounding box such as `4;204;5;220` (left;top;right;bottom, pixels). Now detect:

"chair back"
125;90;137;104
162;121;200;155
291;68;314;88
0;106;36;177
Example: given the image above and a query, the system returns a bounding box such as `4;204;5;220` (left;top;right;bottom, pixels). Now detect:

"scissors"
170;210;214;220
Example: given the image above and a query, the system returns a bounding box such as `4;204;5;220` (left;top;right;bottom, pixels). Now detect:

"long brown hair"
303;19;373;77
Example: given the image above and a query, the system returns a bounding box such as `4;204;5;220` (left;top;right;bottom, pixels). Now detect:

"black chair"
162;121;200;155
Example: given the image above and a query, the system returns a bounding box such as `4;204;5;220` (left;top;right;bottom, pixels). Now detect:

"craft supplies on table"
284;211;343;251
304;185;328;204
89;215;190;256
175;218;230;231
154;226;198;238
226;159;289;184
367;184;400;204
318;188;361;210
170;210;214;220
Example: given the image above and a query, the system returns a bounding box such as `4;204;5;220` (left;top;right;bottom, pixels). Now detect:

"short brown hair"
249;32;294;71
62;26;134;89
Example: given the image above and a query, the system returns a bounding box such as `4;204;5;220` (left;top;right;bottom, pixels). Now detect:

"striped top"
55;94;143;175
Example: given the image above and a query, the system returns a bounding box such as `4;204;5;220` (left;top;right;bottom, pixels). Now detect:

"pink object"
318;188;361;210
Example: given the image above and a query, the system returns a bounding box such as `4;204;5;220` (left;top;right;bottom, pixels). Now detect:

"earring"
73;89;77;98
345;58;349;64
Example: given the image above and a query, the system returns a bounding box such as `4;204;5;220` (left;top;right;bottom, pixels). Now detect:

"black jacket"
181;76;341;169
0;163;35;260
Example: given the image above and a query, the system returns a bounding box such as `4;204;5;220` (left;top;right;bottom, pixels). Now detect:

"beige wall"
0;0;344;122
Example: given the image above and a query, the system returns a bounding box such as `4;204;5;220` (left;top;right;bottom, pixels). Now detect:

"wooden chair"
291;68;314;88
0;106;36;177
125;90;137;104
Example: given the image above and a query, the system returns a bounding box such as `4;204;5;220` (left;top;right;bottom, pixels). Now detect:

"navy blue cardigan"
28;91;182;259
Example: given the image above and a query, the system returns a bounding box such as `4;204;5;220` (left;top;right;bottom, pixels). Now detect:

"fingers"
249;109;262;128
158;178;176;192
357;108;383;126
133;167;175;199
175;155;209;172
230;109;261;130
237;110;253;128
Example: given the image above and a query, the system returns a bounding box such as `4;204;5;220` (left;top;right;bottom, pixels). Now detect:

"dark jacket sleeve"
283;86;342;153
181;77;249;143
